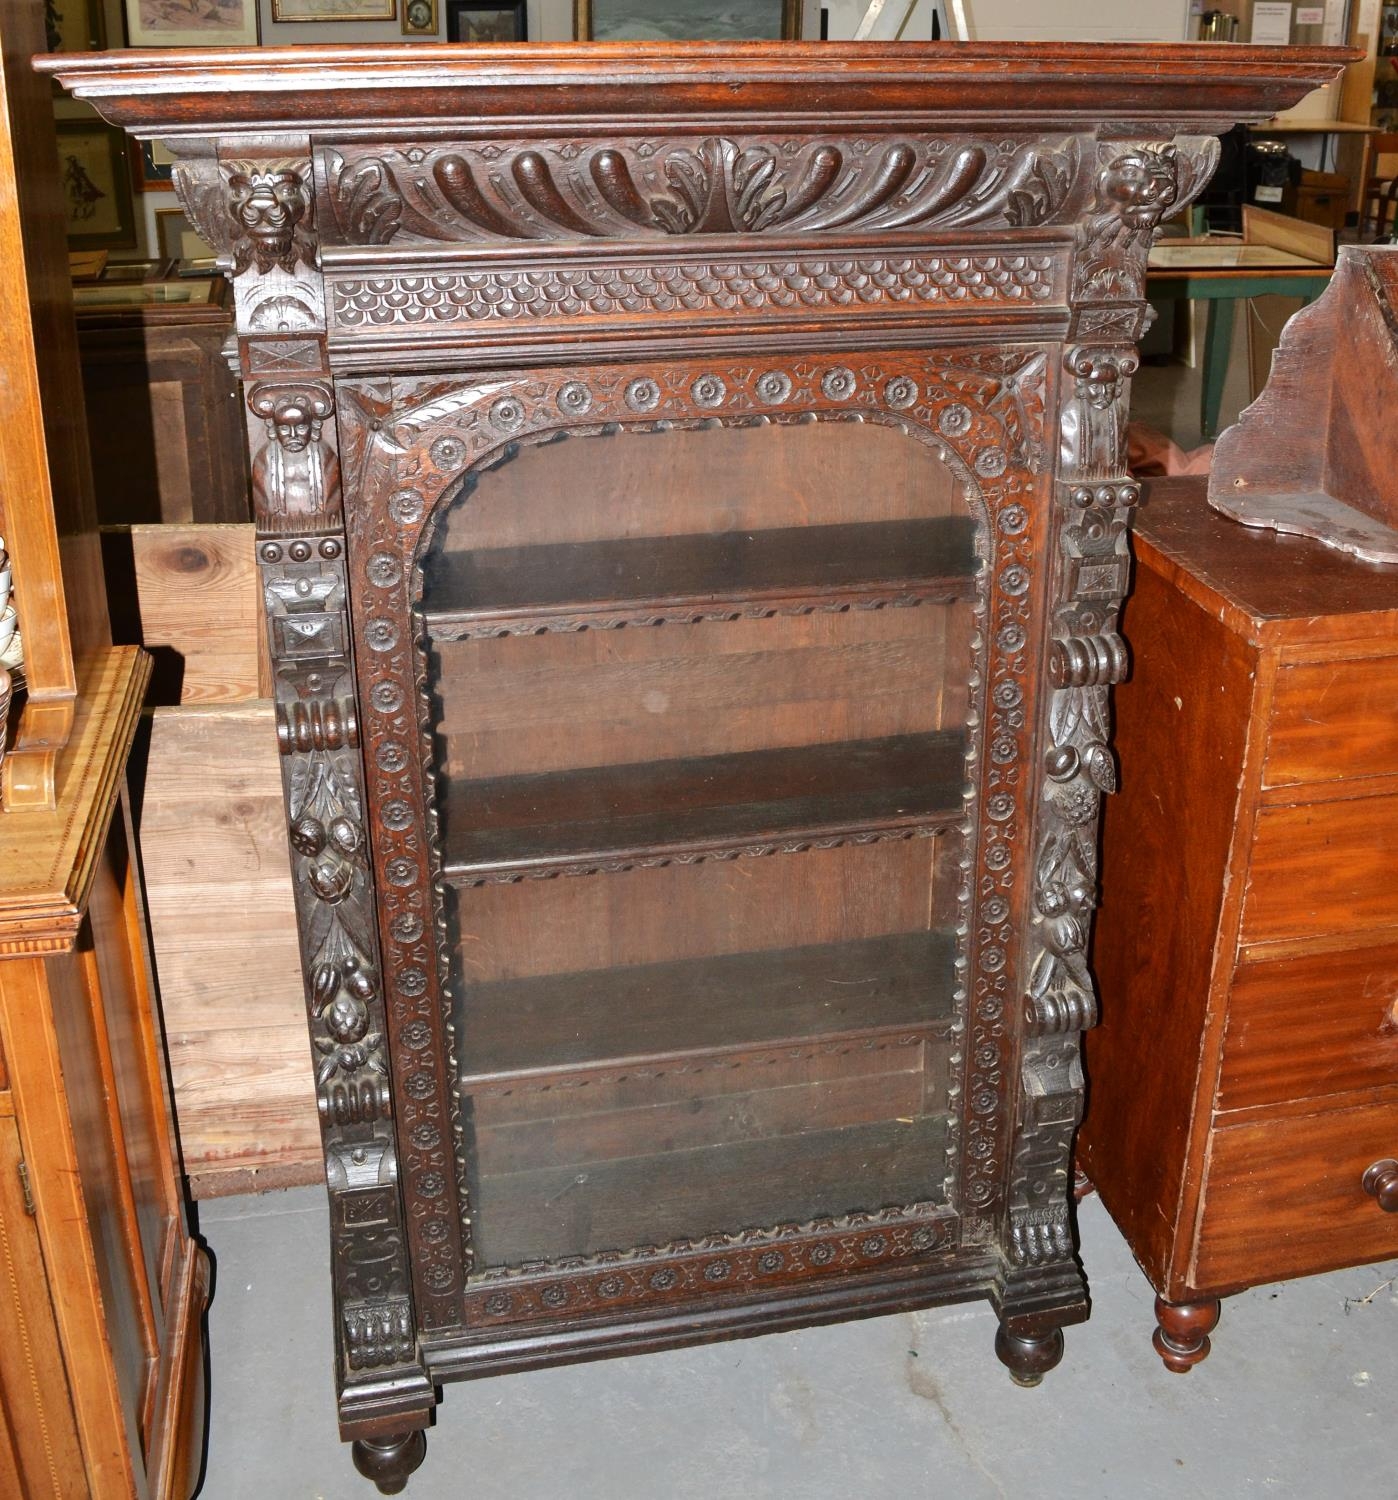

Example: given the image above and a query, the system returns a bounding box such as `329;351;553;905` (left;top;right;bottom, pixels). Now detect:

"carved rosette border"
467;1202;958;1326
339;346;1055;1324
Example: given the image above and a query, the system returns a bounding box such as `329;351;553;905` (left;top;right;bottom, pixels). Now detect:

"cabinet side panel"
1080;554;1253;1287
0;1109;87;1500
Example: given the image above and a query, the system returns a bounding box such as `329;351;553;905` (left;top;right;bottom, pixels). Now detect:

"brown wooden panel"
1242;790;1398;946
456;833;944;982
443;730;965;880
102;524;266;706
140;702;316;1189
1264;654;1398;789
1218;942;1398;1114
437;419;965;555
1080;557;1258;1289
457;930;957;1084
1194;1094;1398;1289
0;1110;87;1499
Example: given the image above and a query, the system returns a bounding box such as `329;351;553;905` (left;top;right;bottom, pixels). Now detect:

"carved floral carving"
322;136;1082;245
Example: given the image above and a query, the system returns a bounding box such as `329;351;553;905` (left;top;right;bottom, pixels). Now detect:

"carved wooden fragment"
41;41;1350;1495
1210;245;1398;563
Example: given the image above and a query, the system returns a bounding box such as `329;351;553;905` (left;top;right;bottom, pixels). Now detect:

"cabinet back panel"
451;834;950;982
433;421;966;554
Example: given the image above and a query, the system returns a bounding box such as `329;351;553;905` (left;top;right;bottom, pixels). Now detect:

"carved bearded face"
1099;149;1178;227
230;169;304;238
273;401;314;452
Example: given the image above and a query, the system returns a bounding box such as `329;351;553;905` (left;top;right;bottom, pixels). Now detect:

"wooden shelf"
456;930;957;1086
422;518;980;639
470;1113;951;1268
440;729;967;883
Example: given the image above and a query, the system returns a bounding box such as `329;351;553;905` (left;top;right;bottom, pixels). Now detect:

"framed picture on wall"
402;0;439;33
575;0;798;38
446;0;525;39
156;205;216;264
45;0;107;52
131;138;176;192
123;0;259;46
56;119;136;250
270;0;396;19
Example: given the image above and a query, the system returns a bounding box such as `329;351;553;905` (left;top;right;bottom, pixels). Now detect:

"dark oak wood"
441;731;966;880
78;298;252;526
1081;475;1398;1370
456;929;957;1082
40;41;1349;1490
423;518;979;637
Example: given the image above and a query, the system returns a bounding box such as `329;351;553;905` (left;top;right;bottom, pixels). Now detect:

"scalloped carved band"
327;253;1063;332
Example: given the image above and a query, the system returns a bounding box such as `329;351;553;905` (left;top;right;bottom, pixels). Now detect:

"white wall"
956;0;1192;41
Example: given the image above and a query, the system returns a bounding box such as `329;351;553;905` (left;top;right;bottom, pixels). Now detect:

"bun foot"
1152;1295;1221;1373
994;1323;1065;1387
352;1430;428;1495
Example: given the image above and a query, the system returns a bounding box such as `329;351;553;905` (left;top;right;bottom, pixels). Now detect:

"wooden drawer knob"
1362;1158;1398;1212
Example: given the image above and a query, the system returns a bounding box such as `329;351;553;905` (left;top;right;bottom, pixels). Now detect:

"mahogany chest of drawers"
1080;475;1398;1368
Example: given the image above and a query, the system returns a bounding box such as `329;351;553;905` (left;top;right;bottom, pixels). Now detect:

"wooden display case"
43;40;1349;1494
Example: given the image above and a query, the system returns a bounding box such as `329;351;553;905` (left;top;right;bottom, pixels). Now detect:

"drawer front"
1265;655;1398;790
1218;943;1398;1113
1195;1096;1398;1290
1241;791;1398;947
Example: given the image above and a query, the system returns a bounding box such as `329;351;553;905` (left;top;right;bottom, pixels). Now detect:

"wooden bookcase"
44;40;1348;1494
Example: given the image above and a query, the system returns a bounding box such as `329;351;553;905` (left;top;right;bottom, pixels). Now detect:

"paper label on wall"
1251;0;1294;42
1295;5;1325;21
1322;0;1350;45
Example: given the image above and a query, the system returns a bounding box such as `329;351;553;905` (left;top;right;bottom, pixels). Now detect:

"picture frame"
446;0;525;39
56;119;137;250
574;0;797;39
122;0;259;46
402;0;439;33
156;205;216;264
45;0;107;53
130;138;176;193
270;0;396;20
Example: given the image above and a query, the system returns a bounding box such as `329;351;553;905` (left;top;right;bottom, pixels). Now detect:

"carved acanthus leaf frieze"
322;136;1082;245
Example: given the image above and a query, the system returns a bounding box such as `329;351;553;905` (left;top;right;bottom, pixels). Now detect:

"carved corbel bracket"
248;380;343;535
227;159;317;276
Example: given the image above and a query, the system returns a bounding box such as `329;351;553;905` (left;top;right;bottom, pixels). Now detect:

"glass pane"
421;419;982;1273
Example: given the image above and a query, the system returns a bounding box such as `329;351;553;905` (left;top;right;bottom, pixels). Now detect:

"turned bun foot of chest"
994;1322;1066;1387
1152;1294;1222;1373
352;1430;428;1495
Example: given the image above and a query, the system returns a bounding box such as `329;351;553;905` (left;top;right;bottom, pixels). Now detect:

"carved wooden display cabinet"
44;41;1346;1494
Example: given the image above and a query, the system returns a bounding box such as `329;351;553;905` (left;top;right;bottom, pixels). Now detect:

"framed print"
270;0;395;19
123;0;259;46
575;0;797;38
446;0;524;39
100;258;169;282
156;206;216;264
56;120;136;250
402;0;439;32
131;138;176;193
45;0;107;52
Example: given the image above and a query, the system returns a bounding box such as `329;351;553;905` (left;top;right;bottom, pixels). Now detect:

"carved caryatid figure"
250;386;342;530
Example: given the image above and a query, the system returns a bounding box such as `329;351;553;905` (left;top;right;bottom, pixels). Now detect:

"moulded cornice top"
36;41;1357;138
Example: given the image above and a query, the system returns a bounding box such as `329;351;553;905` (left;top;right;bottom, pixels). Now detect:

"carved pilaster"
209;132;433;1437
1005;334;1143;1275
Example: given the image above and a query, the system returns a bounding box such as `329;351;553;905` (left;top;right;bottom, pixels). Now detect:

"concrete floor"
189;305;1391;1500
195;1187;1398;1500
